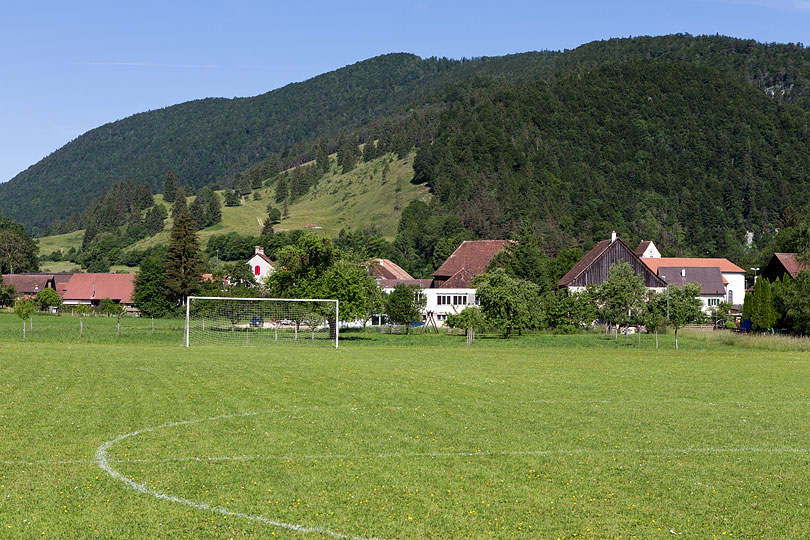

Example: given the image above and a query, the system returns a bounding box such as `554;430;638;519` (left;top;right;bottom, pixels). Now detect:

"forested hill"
4;34;810;237
0;51;557;235
412;60;810;261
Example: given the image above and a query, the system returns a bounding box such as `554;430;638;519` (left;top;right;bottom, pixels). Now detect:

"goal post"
186;296;339;348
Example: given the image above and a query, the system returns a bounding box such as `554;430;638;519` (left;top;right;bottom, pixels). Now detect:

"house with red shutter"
247;246;275;283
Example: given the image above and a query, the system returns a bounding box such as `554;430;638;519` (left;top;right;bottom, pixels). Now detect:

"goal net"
186;296;339;348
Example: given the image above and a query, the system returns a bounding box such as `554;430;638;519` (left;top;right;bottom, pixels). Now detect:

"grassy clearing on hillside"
2;313;810;538
123;152;427;254
35;230;84;257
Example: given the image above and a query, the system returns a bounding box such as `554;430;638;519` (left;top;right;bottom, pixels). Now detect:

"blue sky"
1;0;809;183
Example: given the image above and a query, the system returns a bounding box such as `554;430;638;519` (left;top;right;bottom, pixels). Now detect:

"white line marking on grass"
88;406;810;539
95;407;383;540
8;445;810;469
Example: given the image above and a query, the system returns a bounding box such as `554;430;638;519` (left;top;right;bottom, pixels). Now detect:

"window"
254;265;261;276
452;295;467;306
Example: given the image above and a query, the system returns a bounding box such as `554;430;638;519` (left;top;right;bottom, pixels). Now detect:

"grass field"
2;313;810;539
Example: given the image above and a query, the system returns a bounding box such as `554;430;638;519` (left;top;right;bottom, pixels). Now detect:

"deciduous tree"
384;284;425;334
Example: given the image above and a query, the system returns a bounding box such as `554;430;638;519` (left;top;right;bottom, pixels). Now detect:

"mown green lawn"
1;313;809;539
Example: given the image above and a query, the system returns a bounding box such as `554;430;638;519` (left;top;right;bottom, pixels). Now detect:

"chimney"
255;246;264;255
92;282;95;297
610;231;617;243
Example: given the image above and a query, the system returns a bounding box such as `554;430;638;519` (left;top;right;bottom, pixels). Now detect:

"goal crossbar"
185;296;339;348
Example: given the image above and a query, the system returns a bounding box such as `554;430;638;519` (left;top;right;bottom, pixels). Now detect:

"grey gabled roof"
657;266;726;295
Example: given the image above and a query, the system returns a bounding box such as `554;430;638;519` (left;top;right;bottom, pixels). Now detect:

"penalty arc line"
85;407;810;538
95;407;384;540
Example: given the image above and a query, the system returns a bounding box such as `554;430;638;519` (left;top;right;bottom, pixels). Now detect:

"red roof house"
432;240;511;288
61;273;136;306
369;258;414;281
762;253;810;281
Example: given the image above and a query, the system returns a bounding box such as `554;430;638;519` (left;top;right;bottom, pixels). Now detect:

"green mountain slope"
0;52;555;234
6;34;810;242
36;152;427;265
413;60;810;258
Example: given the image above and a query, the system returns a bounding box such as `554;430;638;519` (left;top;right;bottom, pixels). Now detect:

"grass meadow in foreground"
1;313;810;538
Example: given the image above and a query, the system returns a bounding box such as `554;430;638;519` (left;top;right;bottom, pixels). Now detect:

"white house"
640;252;746;309
247;246;275;283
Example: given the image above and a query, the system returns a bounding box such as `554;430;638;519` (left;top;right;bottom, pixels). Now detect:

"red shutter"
254;265;260;275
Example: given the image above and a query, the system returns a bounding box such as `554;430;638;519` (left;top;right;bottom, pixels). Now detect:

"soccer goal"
185;297;339;348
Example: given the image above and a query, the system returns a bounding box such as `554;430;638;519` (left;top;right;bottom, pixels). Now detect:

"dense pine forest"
3;34;810;276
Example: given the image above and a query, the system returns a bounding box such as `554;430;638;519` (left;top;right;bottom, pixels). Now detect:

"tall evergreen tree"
171;187;187;217
164;202;203;305
145;204;165;236
751;278;776;332
236;174;252;196
163;170;179;203
275;174;289;203
363;132;377;162
189;194;207;231
206;191;222;225
315;138;330;173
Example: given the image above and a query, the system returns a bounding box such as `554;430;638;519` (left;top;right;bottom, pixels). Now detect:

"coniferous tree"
363;132;377;162
145;204;165;236
261;218;274;236
250;169;263;190
265;155;281;182
171;187;187;217
266;206;282;224
275;174;289;203
315;138;330;173
337;134;360;174
164;202;203;306
224;190;241;207
207;191;222;225
163;171;179;203
236;174;252;196
189;194;207;231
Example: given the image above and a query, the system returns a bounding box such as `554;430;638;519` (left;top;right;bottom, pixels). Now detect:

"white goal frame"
185;296;339;348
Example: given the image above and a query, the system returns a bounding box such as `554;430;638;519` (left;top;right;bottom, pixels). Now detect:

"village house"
557;233;666;291
60;273;137;311
370;241;511;326
247;246;275;283
559;234;745;313
638;241;746;309
1;273;71;299
761;253;810;282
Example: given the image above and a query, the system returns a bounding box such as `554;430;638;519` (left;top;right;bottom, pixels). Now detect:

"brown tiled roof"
432;240;511;279
642;257;745;274
635;241;652;256
657;266;726;295
369;258;413;280
773;253;809;279
438;268;476;288
1;274;54;295
558;240;611;286
61;273;136;304
378;278;433;289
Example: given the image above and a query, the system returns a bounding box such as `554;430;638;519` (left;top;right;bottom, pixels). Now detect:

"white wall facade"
379;286;478;326
247;254;275;283
422;288;478;324
722;272;745;308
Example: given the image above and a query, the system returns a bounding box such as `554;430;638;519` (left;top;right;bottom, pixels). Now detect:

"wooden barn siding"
571;242;661;287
